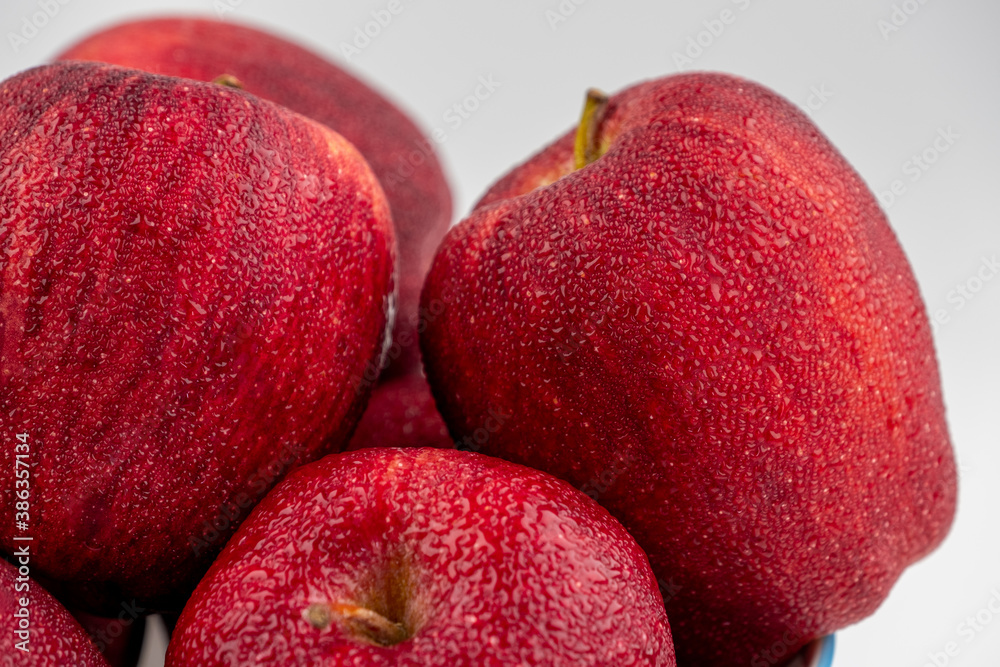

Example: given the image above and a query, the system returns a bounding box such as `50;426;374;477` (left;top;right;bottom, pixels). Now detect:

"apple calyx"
211;74;244;89
573;88;610;170
305;601;410;647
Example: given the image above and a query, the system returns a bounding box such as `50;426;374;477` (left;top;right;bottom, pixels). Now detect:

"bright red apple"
345;373;453;451
0;62;395;613
166;448;676;666
421;73;957;666
0;559;109;666
57;16;452;377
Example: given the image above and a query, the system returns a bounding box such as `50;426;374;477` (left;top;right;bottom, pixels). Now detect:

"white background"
1;1;998;665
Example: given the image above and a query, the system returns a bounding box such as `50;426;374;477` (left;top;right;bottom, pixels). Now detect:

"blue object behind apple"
817;635;835;666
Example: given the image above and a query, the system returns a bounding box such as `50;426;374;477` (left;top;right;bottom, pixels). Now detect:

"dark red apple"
0;62;394;613
166;448;675;666
70;608;146;667
0;559;109;666
57;16;452;377
345;373;453;451
421;73;957;666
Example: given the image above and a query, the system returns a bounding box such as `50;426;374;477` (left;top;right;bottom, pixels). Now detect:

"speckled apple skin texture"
421;73;957;666
167;448;675;666
57;16;453;377
0;63;395;612
346;373;453;451
0;559;109;667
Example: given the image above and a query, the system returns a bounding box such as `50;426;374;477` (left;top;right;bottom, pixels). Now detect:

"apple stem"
306;602;409;647
305;603;332;630
574;88;610;170
212;74;244;89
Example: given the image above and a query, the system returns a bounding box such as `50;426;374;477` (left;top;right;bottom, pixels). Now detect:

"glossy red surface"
58;17;453;376
0;62;395;611
167;448;675;666
0;559;109;666
421;72;957;666
346;373;453;451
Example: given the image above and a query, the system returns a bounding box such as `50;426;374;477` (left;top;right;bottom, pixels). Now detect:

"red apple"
0;62;394;613
0;559;109;666
57;16;452;377
345;373;453;451
70;608;146;667
421;73;957;666
166;448;676;666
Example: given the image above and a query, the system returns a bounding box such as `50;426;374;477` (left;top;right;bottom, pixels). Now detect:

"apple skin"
166;448;675;666
0;559;109;666
69;608;146;667
420;72;957;666
57;16;453;377
346;373;453;451
0;62;395;613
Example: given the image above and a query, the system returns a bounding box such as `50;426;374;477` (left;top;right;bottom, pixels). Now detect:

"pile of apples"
0;16;957;667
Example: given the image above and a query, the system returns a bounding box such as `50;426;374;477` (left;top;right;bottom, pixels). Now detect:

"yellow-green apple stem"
574;88;610;170
212;74;244;88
